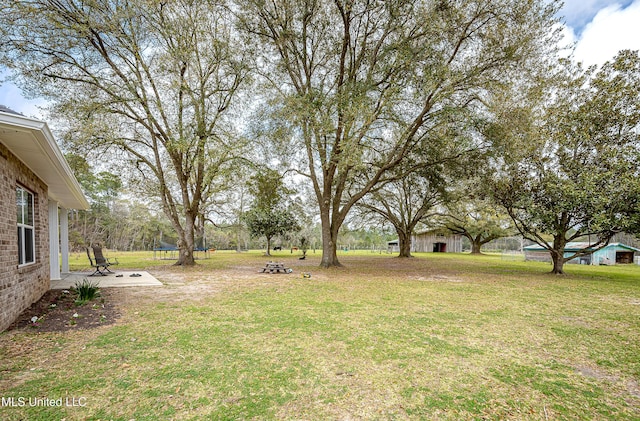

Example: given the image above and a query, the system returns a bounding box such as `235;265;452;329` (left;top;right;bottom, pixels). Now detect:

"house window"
17;186;35;266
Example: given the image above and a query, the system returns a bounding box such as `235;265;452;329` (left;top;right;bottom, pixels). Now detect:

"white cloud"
571;0;640;68
560;0;624;31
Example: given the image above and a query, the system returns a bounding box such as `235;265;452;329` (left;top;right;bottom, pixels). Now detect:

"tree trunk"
397;229;412;258
319;215;341;267
550;249;565;274
265;236;272;256
470;240;483;254
176;239;195;266
175;212;196;266
549;236;567;274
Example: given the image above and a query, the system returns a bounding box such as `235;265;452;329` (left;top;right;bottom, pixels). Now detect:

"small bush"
74;278;100;305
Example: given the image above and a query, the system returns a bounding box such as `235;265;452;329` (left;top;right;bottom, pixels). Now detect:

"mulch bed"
7;288;120;332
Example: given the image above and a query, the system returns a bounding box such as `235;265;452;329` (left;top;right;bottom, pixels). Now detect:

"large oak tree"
443;198;513;254
490;51;640;274
240;0;560;267
0;0;250;265
357;170;445;258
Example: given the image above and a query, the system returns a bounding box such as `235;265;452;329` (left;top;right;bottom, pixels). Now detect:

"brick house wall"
0;142;50;331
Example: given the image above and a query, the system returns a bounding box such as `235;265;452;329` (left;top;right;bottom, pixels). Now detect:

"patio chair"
87;244;119;276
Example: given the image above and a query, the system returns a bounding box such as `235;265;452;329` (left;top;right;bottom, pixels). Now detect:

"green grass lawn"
2;251;639;420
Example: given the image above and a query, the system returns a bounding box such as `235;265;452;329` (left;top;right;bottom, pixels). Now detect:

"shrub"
74;278;100;305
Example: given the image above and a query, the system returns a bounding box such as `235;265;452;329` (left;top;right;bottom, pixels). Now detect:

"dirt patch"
575;365;619;382
7;288;120;332
628;380;640;399
412;275;466;283
560;316;593;329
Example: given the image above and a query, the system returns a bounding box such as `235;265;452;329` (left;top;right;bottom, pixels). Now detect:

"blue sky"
1;1;640;119
561;0;635;32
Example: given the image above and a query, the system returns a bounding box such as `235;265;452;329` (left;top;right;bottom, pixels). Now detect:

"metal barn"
387;230;463;253
523;242;640;266
412;231;463;253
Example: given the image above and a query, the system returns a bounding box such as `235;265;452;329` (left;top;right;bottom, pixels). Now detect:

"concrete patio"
51;271;163;289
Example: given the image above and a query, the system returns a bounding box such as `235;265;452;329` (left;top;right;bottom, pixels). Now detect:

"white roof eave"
0;111;89;210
